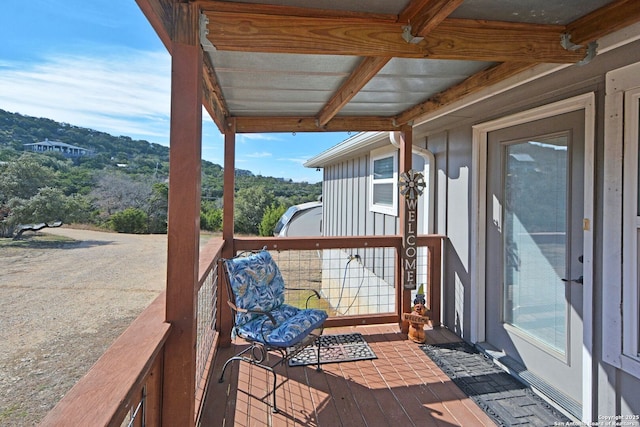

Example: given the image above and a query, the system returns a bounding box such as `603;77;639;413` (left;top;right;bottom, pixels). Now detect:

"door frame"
471;92;595;421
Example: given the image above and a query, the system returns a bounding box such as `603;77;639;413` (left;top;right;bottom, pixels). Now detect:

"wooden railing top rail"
234;234;445;252
40;292;171;427
197;236;225;291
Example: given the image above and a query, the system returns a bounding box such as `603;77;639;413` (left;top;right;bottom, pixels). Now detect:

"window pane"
373;157;394;180
503;136;568;353
373;183;393;206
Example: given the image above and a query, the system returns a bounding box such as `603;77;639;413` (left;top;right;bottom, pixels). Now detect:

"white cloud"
278;156;312;165
238;133;283;143
246;151;272;158
0;49;172;143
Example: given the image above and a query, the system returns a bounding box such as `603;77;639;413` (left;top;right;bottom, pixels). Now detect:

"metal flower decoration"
398;169;426;200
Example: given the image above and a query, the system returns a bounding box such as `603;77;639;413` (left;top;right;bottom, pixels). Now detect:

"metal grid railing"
270;247;398;316
196;262;218;384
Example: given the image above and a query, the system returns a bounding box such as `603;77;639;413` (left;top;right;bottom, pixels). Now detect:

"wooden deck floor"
200;324;496;427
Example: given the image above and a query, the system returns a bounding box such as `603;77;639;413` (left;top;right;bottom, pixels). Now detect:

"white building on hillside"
24;138;91;158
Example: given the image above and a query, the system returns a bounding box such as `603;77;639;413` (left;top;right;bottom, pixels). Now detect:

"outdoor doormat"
288;333;377;367
421;342;570;426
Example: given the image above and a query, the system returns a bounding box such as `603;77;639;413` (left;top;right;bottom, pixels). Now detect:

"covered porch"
201;324;493;426
41;1;640;426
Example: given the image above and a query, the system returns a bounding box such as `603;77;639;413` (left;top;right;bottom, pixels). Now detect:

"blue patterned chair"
218;250;328;413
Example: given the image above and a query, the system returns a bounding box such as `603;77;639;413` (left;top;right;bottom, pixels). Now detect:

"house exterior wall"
321;146;431;314
425;39;640;420
317;36;640;421
323;155;397;238
322;154;397;313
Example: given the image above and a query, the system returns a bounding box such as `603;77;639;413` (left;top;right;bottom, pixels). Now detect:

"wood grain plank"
163;25;202;425
316;57;390;126
233;115;399;133
204;11;583;62
566;0;640;45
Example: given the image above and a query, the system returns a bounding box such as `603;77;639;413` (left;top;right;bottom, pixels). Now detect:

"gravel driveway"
0;228;167;426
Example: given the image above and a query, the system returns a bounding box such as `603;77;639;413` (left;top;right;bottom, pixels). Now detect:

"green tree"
109;208;148;234
0;154;55;201
147;182;168;234
259;203;286;236
234;186;275;234
3;187;92;237
201;201;223;232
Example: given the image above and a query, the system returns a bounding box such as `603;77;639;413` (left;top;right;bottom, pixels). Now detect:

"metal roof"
138;0;640;133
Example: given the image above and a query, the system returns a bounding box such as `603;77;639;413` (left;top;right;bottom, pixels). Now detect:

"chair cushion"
225;251;286;326
237;304;328;347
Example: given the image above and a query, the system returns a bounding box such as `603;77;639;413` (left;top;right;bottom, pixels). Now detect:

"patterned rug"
287;333;377;367
421;342;571;426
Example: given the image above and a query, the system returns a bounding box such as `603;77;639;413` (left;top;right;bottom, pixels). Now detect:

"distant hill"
0;108;321;202
0;108;246;175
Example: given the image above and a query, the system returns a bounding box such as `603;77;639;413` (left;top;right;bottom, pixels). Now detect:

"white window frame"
603;62;640;378
623;87;640;361
369;147;398;216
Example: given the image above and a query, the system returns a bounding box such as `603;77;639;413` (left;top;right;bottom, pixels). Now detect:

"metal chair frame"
217;250;327;413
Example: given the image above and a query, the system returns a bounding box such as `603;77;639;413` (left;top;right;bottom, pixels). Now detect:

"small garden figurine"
403;285;429;344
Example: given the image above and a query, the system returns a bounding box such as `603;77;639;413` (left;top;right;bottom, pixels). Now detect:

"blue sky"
0;1;350;183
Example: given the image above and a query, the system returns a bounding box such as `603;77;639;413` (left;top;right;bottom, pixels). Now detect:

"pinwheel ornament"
398;169;426;200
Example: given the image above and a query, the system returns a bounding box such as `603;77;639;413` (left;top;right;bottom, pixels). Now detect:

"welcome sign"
399;170;426;290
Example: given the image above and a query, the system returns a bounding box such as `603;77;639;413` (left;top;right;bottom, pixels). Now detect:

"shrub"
201;204;223;232
109;208;148;234
259;203;286;236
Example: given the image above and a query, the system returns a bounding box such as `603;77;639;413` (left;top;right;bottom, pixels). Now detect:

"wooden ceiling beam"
395;0;640;126
398;0;464;36
200;1;397;22
314;0;461;127
202;54;229;132
566;0;640;45
316;57;390;127
135;0;174;51
202;8;585;63
234;116;399;133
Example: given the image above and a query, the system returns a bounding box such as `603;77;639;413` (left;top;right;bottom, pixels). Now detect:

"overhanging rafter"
398;0;464;37
315;0;462;127
201;2;585;63
393;0;640;126
141;0;640;136
315;57;390;127
234;115;399;133
566;0;640;45
202;54;228;132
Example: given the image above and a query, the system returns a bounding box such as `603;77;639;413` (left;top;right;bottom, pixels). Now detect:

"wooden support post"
163;3;201;426
219;118;236;347
398;125;413;334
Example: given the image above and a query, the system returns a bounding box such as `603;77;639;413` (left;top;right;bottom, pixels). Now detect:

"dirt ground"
0;228;168;426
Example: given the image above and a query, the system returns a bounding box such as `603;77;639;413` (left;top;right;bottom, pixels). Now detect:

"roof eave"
304;131;390;168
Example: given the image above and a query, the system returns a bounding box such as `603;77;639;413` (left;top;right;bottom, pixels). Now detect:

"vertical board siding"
322;151;401;312
358;156;368;236
346;160;357;234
